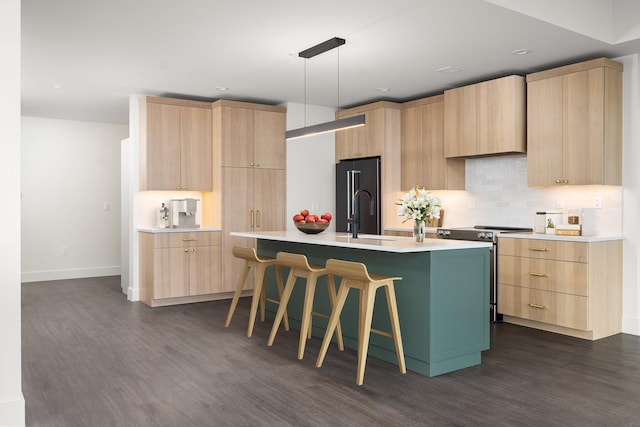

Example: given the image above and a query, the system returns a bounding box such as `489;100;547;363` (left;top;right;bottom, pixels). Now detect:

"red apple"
307;214;319;221
321;212;332;221
300;209;309;217
317;218;329;224
305;216;316;223
293;214;304;222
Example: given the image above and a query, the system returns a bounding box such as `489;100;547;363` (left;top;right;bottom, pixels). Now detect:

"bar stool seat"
268;252;344;360
316;258;406;385
224;246;289;337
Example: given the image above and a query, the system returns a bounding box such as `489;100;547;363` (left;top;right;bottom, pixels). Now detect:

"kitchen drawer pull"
529;247;549;252
528;303;548;310
184;249;189;253
256;210;260;228
190;248;195;253
182;238;198;242
528;272;549;278
250;210;255;227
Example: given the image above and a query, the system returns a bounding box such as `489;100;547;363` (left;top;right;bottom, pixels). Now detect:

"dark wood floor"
22;276;640;427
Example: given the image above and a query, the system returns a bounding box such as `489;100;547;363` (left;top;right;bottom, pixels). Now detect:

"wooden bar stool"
316;258;406;385
224;246;289;337
268;252;344;360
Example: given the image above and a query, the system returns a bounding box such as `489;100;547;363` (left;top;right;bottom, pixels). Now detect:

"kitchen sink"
335;234;400;242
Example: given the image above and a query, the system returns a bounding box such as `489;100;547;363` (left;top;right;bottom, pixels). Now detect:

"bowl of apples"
293;209;332;234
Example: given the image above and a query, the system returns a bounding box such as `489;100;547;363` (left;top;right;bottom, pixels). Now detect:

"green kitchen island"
231;230;492;377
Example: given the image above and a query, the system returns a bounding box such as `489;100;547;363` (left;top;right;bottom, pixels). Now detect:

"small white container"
545;212;563;234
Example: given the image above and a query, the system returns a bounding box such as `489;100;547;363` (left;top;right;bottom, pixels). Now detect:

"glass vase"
413;220;425;243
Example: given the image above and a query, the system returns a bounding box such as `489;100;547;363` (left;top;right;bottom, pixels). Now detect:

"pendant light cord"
337;47;340;111
304;59;307;127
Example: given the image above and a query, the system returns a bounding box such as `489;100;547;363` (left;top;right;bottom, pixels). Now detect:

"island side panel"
257;239;489;377
428;248;490;375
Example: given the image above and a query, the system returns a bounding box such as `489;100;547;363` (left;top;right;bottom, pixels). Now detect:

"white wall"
620;53;640;335
285;102;337;231
0;0;25;424
21;117;128;282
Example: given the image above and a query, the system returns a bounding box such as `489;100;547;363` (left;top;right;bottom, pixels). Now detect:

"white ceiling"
21;0;640;125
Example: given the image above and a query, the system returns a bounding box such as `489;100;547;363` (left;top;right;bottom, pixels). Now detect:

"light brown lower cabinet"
497;237;622;340
139;231;222;307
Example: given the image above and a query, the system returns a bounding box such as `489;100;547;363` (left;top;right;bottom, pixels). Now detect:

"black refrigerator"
335;156;381;235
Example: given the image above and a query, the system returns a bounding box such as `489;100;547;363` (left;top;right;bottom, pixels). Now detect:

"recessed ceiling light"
52;84;63;89
436;66;462;74
377;88;390;92
216;87;228;91
512;49;530;55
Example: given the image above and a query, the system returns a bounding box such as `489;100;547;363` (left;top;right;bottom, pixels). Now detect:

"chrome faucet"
347;188;374;238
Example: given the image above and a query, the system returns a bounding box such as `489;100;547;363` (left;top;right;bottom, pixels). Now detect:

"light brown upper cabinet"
215;100;286;169
444;75;526;158
139;96;212;191
526;58;623;187
335;102;400;161
401;95;464;190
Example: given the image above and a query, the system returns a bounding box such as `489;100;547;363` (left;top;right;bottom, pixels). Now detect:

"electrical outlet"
555;197;564;209
594;196;602;209
61;246;68;255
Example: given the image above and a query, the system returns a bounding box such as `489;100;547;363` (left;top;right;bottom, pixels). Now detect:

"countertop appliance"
335;156;381;235
437;225;533;322
170;198;201;228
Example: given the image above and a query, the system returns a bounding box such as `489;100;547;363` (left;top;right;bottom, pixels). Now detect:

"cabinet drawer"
498;284;589;330
154;231;221;248
498;255;588;296
498;237;588;262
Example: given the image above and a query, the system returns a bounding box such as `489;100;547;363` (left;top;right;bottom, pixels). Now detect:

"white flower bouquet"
397;185;441;223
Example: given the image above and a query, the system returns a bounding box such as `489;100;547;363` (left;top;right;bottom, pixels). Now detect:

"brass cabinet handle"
190;248;195;253
184;249;189;253
529;247;549;252
255;162;260;167
555;179;561;184
528;303;548;309
250;162;254;166
256;210;260;228
176;185;181;190
250;210;254;227
562;179;569;184
182;238;197;242
528;272;549;278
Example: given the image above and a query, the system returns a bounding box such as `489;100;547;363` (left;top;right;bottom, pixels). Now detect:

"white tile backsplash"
427;154;622;235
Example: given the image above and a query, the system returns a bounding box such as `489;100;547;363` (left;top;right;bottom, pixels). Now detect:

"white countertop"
230;230;492;253
139;227;222;234
500;232;623;243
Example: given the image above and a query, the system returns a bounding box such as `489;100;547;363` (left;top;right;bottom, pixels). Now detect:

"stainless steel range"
437;225;533;322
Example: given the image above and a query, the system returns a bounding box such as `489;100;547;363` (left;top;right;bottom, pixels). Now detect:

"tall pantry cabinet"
213;100;287;292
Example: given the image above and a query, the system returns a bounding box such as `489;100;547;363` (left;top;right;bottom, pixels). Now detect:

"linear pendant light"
286;37;365;140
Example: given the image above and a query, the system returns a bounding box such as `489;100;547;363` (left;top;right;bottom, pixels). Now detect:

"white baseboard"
127;286;139;301
21;266;121;283
622;316;640;336
0;395;25;427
